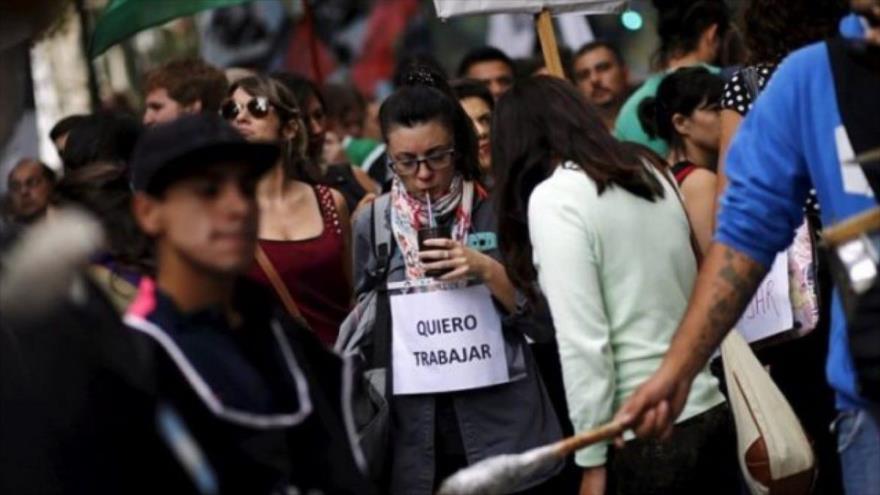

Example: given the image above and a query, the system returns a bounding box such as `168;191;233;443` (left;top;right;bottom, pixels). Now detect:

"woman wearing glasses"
351;69;562;494
223;75;353;347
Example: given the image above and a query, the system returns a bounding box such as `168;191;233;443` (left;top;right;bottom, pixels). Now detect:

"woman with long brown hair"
223;75;353;346
494;76;733;495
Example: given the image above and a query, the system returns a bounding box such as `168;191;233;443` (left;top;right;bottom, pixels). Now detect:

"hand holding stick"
437;420;626;495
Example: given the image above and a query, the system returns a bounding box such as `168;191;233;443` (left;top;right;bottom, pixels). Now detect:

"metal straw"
426;192;436;228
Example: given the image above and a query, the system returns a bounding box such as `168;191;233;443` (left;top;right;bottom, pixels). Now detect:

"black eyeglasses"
387;148;456;176
220;96;272;121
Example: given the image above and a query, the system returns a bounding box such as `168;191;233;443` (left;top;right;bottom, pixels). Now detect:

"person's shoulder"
529;166;595;211
618;74;661;111
679;167;716;193
326;186;349;217
702;63;722;74
615;74;663;135
748;43;828;111
776;42;830;80
352;192;390;236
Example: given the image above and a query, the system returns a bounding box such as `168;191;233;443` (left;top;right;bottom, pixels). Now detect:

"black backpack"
826;38;880;402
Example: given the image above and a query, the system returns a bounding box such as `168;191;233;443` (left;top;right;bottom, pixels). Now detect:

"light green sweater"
528;164;724;468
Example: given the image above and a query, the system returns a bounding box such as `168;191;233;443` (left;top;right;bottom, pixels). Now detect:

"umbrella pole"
534;9;565;79
75;0;100;112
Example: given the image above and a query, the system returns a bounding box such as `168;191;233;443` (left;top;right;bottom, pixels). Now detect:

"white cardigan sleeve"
528;177;616;468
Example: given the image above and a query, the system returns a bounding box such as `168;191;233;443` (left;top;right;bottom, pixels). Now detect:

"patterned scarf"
390;174;475;280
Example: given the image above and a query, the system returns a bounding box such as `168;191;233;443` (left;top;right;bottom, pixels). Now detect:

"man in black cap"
126;114;371;494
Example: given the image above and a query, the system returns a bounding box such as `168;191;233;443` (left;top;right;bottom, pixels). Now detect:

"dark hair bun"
401;66;441;87
396;63;454;97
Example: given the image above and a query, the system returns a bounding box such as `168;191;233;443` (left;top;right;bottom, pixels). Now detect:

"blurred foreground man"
619;3;880;495
127;114;371;494
0;116;372;495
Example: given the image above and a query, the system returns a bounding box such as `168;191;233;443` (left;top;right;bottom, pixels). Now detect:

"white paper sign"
836;125;874;197
735;252;794;343
391;283;509;395
433;0;627;19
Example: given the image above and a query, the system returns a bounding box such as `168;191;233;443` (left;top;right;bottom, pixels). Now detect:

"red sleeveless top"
248;185;351;346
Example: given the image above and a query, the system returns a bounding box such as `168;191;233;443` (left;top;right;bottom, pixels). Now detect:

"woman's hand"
579;466;607;495
419;238;490;282
419;238;517;313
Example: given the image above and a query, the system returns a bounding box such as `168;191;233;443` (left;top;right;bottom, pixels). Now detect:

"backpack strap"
368;195;394;370
740;65;764;101
370;194;393;276
827;38;880;195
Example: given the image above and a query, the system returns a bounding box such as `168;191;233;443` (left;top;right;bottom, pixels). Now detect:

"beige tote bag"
721;331;816;494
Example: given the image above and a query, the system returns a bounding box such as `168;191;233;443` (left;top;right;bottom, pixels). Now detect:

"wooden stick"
822;207;880;246
534;9;565;79
437;420;627;495
848;146;880;165
554;420;626;456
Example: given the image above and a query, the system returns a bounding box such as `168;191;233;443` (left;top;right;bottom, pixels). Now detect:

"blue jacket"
717;41;873;411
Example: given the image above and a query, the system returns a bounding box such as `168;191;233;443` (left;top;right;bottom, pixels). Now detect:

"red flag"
351;0;420;99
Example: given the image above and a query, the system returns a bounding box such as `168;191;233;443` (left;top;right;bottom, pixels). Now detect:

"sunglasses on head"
220;96;273;121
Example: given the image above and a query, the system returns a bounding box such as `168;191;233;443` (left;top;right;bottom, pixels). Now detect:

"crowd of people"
1;0;879;494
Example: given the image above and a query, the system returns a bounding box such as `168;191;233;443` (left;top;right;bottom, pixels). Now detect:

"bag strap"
658;167;704;266
740;66;764;101
255;245;309;326
371;195;393;276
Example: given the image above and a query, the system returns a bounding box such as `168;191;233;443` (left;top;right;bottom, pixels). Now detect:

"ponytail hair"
637;66;723;149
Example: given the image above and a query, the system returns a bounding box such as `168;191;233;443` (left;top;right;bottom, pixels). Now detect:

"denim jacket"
352;192;563;494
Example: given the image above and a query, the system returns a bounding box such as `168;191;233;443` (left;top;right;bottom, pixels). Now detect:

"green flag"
89;0;254;58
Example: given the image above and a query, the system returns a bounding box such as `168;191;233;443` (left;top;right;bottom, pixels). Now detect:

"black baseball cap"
130;114;279;193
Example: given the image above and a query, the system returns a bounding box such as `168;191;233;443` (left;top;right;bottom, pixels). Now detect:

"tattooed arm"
614;242;767;439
